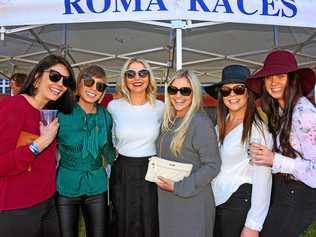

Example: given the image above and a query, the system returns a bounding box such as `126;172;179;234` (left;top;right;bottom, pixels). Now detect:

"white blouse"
107;98;164;158
212;122;273;231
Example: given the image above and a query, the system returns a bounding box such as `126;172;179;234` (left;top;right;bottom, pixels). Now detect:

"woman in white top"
204;65;272;237
107;58;164;237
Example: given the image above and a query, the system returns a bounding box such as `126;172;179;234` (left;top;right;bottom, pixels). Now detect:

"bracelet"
29;141;41;156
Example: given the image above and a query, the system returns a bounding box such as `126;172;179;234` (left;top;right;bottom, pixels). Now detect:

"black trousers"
56;192;107;237
214;184;252;237
0;196;60;237
110;155;159;237
261;175;316;237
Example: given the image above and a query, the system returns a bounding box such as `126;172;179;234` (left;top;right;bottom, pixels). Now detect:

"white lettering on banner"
0;0;315;28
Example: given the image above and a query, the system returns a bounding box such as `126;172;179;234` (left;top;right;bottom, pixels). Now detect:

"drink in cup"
40;109;58;126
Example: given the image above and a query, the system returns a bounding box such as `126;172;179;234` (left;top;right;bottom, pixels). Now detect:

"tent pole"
273;25;279;49
61;24;68;57
176;28;182;70
29;29;52;54
0;26;5;41
172;20;185;70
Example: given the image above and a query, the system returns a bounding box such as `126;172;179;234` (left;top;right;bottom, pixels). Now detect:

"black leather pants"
56;192;108;237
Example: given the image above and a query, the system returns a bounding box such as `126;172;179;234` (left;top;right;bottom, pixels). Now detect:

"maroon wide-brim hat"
246;50;316;96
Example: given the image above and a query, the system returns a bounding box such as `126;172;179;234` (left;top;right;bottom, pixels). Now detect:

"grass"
76;196;316;237
78;219;316;237
79;216;85;237
301;221;316;237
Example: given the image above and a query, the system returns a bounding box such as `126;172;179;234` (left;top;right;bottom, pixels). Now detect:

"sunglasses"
219;84;246;97
82;75;107;93
125;69;149;79
44;69;72;88
167;86;192;96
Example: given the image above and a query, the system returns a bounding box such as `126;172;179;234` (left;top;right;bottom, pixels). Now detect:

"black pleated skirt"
109;154;159;237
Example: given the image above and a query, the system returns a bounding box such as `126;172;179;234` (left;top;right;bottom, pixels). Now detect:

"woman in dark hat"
247;50;316;237
205;65;273;237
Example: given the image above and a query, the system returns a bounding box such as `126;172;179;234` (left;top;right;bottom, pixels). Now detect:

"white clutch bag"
145;156;193;182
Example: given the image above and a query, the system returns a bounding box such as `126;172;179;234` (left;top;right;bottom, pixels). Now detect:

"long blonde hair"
162;69;202;156
118;57;157;105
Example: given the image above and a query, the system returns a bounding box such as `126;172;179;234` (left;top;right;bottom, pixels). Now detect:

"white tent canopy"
1;0;316;89
2;0;316;28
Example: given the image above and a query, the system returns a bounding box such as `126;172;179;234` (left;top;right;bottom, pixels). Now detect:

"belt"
274;173;299;182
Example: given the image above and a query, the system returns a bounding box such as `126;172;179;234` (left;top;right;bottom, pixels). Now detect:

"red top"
0;95;56;211
100;93;113;108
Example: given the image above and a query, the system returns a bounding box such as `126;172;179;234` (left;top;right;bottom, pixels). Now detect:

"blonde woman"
107;58;164;237
156;69;221;237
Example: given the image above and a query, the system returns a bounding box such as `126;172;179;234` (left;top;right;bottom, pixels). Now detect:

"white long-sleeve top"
212;122;273;231
107;98;164;158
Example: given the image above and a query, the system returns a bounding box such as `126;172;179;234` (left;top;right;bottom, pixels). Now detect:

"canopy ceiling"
1;21;316;85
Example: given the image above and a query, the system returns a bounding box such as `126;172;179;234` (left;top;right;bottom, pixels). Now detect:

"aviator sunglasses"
44;69;72;88
219;84;246;97
167;85;192;96
82;75;107;93
125;69;150;79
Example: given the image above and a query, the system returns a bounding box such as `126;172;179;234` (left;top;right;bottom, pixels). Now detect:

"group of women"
0;49;314;237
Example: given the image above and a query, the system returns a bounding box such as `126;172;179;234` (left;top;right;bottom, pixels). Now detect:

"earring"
33;79;40;89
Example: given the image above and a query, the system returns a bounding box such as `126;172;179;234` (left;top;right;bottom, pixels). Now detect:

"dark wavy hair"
261;72;303;158
217;84;264;145
20;55;76;114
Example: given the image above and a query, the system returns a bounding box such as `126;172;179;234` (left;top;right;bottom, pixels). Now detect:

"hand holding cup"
34;110;59;152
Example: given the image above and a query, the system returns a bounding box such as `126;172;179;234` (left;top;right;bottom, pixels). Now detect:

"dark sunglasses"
44;69;72;88
167;85;192;96
125;69;149;79
82;75;107;93
219;84;246;97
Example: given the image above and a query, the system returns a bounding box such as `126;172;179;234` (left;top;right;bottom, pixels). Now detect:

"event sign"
0;0;315;28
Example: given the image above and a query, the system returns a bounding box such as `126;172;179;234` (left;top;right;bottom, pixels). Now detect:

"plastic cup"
40;109;58;126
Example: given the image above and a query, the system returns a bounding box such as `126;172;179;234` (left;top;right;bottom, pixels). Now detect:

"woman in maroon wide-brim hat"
246;50;316;237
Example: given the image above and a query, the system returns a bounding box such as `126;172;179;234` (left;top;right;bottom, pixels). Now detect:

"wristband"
29;141;41;156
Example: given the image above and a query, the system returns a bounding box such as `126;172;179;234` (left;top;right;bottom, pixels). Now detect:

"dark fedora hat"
204;64;251;99
246;50;316;95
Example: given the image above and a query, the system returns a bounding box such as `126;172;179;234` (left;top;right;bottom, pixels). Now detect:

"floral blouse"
272;96;316;188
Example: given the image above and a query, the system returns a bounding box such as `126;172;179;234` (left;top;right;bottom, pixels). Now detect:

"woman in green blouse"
56;65;115;237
